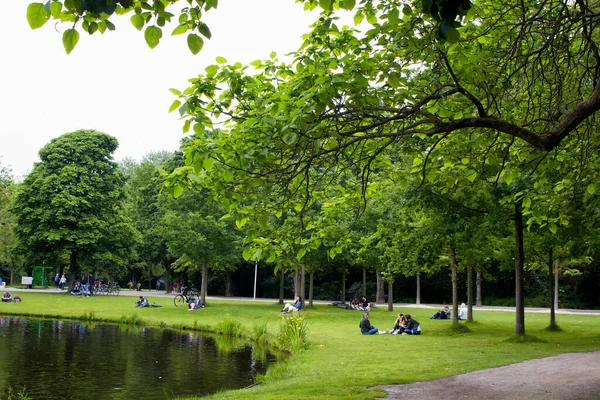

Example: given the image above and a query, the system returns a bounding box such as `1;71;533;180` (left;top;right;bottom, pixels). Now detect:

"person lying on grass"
188;298;204;311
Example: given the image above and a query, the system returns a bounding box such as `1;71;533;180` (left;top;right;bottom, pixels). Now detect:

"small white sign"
21;277;33;285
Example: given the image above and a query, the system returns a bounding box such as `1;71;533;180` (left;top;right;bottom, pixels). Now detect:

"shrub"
252;320;269;342
275;313;309;352
217;314;244;337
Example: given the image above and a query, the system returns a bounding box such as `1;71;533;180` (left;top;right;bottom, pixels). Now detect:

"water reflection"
0;317;277;400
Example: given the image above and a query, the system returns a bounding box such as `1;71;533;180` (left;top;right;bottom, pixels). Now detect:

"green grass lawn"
1;292;599;399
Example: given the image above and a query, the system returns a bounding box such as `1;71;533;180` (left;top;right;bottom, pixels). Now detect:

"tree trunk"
554;259;559;310
362;267;366;297
293;269;301;299
301;265;306;307
548;248;557;328
164;265;171;294
376;270;385;304
9;266;14;287
68;251;79;291
387;280;394;311
279;269;284;305
309;272;314;308
467;264;473;322
341;271;346;304
514;201;526;336
450;246;459;325
416;271;421;305
224;269;233;297
201;264;208;305
476;269;482;307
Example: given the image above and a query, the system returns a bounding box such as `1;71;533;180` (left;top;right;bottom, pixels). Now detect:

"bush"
252;320;269;342
275;313;310;352
217;314;244;337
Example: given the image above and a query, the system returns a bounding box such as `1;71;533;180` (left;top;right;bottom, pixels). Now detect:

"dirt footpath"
377;351;600;399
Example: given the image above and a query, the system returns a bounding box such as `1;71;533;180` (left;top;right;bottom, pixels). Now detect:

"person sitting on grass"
431;306;451;320
458;303;468;320
188;298;204;311
136;296;149;308
1;291;12;302
400;314;421;335
360;312;385;335
71;283;81;296
389;313;407;334
281;296;302;313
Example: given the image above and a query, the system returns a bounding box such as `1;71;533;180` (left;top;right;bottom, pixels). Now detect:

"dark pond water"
0;317;278;400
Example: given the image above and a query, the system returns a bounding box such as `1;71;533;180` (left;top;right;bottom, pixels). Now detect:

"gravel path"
376;351;600;399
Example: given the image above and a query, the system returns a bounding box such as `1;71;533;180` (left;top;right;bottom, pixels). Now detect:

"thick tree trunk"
164;265;171;294
467;264;473;322
548;248;557;327
450;246;459;325
224;269;233;297
279;269;284;305
476;269;482;307
10;266;14;287
416;271;421;305
309;272;314;308
293;269;301;299
362;267;367;297
387;280;394;311
341;271;346;304
554;260;559;310
376;270;385;304
514;201;526;336
68;252;79;291
201;264;208;305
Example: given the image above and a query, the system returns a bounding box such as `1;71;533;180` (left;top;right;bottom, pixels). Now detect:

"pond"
0;316;278;400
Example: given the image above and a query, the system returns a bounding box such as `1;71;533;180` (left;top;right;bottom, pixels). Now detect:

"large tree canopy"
11;129;135;278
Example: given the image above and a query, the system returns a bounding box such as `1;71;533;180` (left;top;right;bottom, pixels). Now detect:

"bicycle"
174;287;198;307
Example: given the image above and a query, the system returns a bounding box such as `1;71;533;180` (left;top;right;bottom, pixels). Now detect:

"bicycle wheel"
174;295;185;307
112;285;120;296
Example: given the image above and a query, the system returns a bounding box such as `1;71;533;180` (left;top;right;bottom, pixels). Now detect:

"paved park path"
377;351;600;399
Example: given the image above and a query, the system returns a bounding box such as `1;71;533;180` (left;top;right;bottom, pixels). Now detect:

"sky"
0;1;318;180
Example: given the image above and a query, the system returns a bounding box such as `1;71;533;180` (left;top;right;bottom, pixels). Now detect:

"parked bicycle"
174;286;198;307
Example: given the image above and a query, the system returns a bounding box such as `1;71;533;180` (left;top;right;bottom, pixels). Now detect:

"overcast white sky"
0;1;318;180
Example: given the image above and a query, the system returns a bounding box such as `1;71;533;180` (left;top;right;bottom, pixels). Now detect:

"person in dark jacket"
431;306;451;320
401;314;421;335
359;312;381;335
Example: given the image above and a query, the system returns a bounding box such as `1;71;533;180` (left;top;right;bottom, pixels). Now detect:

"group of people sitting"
1;291;20;303
349;296;372;311
360;312;421;335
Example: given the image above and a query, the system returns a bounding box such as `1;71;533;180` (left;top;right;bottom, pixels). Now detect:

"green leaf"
282;132;298;145
387;74;400;88
402;4;413;16
144;26;162;49
216;56;227;64
440;21;460;43
173;184;185;199
523;197;531;208
204;0;218;11
340;0;355;11
168;100;181;113
130;14;145;31
171;24;188;36
203;157;215;171
62;29;79;54
296;247;307;261
27;3;50;29
50;2;62;18
319;0;332;11
187;33;204;55
587;183;596;194
205;65;218;77
198;22;212;39
105;20;116;31
549;223;558;234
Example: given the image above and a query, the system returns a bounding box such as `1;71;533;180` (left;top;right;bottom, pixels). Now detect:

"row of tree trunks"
467;264;473;322
476;270;482;307
416;271;421;305
450;246;459;325
548;248;557;328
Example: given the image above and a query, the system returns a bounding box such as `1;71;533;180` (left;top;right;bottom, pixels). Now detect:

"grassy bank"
1;292;599;399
